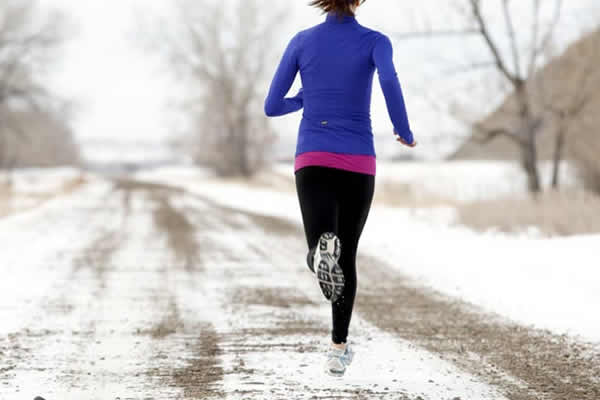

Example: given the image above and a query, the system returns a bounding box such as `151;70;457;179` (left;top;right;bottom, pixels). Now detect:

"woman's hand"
394;131;417;148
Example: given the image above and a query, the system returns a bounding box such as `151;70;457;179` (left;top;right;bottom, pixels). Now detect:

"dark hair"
310;0;366;17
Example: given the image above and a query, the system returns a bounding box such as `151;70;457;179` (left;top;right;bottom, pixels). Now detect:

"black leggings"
295;165;375;344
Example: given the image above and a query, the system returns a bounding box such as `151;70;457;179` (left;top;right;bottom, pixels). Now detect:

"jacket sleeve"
372;33;415;144
264;33;303;117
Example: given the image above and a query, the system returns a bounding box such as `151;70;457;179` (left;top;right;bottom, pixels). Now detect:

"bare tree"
0;0;73;171
460;0;566;194
436;2;600;194
389;1;573;193
155;0;287;177
551;29;600;193
534;30;599;189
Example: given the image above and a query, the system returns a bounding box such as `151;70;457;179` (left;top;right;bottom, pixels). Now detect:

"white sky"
38;0;599;160
40;0;175;145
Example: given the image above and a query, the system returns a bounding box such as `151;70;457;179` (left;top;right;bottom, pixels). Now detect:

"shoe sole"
315;232;344;303
324;347;353;377
325;368;345;377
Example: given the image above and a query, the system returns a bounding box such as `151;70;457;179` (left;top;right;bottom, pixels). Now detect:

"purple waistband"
294;151;376;176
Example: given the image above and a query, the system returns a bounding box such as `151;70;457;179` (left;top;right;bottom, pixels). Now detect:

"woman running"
264;0;416;377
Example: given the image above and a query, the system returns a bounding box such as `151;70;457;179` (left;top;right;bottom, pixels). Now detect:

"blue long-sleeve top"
264;12;414;157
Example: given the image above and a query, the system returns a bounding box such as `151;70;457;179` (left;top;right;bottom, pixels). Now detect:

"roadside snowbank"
0;167;88;218
0;167;84;194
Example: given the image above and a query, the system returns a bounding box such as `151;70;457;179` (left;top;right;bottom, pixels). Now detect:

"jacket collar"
325;12;358;25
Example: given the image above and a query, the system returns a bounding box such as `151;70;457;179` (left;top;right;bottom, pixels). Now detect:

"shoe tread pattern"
316;232;344;303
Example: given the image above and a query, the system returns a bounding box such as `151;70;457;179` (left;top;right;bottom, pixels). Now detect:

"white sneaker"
310;232;344;302
324;344;354;377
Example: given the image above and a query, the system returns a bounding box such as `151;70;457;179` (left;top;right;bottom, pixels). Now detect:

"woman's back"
297;14;379;121
265;11;414;158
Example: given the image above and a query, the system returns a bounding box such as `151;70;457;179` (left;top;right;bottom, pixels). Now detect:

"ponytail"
310;0;365;17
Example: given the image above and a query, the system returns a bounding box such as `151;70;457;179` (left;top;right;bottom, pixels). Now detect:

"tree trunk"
239;134;250;178
238;115;251;178
522;138;542;194
516;86;542;194
551;125;566;189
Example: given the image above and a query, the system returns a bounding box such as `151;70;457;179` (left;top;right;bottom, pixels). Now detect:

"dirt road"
0;177;598;400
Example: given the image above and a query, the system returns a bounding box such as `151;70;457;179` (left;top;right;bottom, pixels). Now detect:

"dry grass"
210;168;600;237
457;190;600;236
373;180;457;208
0;185;10;217
358;180;600;237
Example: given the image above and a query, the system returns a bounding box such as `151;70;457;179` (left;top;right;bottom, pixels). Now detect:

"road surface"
0;176;598;400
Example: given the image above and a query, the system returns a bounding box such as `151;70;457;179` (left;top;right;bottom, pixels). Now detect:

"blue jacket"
264;12;414;157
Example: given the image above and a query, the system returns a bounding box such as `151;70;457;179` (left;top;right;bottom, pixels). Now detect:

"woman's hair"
310;0;366;17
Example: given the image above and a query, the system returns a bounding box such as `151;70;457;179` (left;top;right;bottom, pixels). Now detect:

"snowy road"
1;176;599;400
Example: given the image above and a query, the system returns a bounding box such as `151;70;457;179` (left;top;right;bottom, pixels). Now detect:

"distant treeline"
0;0;79;169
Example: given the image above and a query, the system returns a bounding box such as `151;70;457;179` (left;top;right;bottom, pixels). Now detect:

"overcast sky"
39;0;599;159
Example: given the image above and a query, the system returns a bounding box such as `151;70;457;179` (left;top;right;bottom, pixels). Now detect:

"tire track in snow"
43;186;133;397
176;196;397;399
175;182;600;400
45;182;224;399
0;183;153;399
155;186;505;400
120;180;225;399
2;180;218;399
128;184;398;398
68;185;131;291
5;175;595;399
0;181;119;396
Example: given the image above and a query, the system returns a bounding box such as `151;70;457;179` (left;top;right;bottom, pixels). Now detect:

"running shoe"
310;232;344;302
324;344;354;377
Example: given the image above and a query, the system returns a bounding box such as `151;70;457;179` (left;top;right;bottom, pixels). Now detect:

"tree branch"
473;125;527;146
533;0;563;69
468;0;520;86
526;0;541;77
441;60;498;76
502;0;522;78
392;29;480;40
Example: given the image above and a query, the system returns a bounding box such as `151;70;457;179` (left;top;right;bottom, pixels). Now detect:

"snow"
274;160;578;203
80;140;181;165
0;180;113;335
169;194;509;400
1;163;598;398
142;163;600;344
3;180;208;397
134;164;216;182
361;206;600;343
0;167;83;194
0;167;87;218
